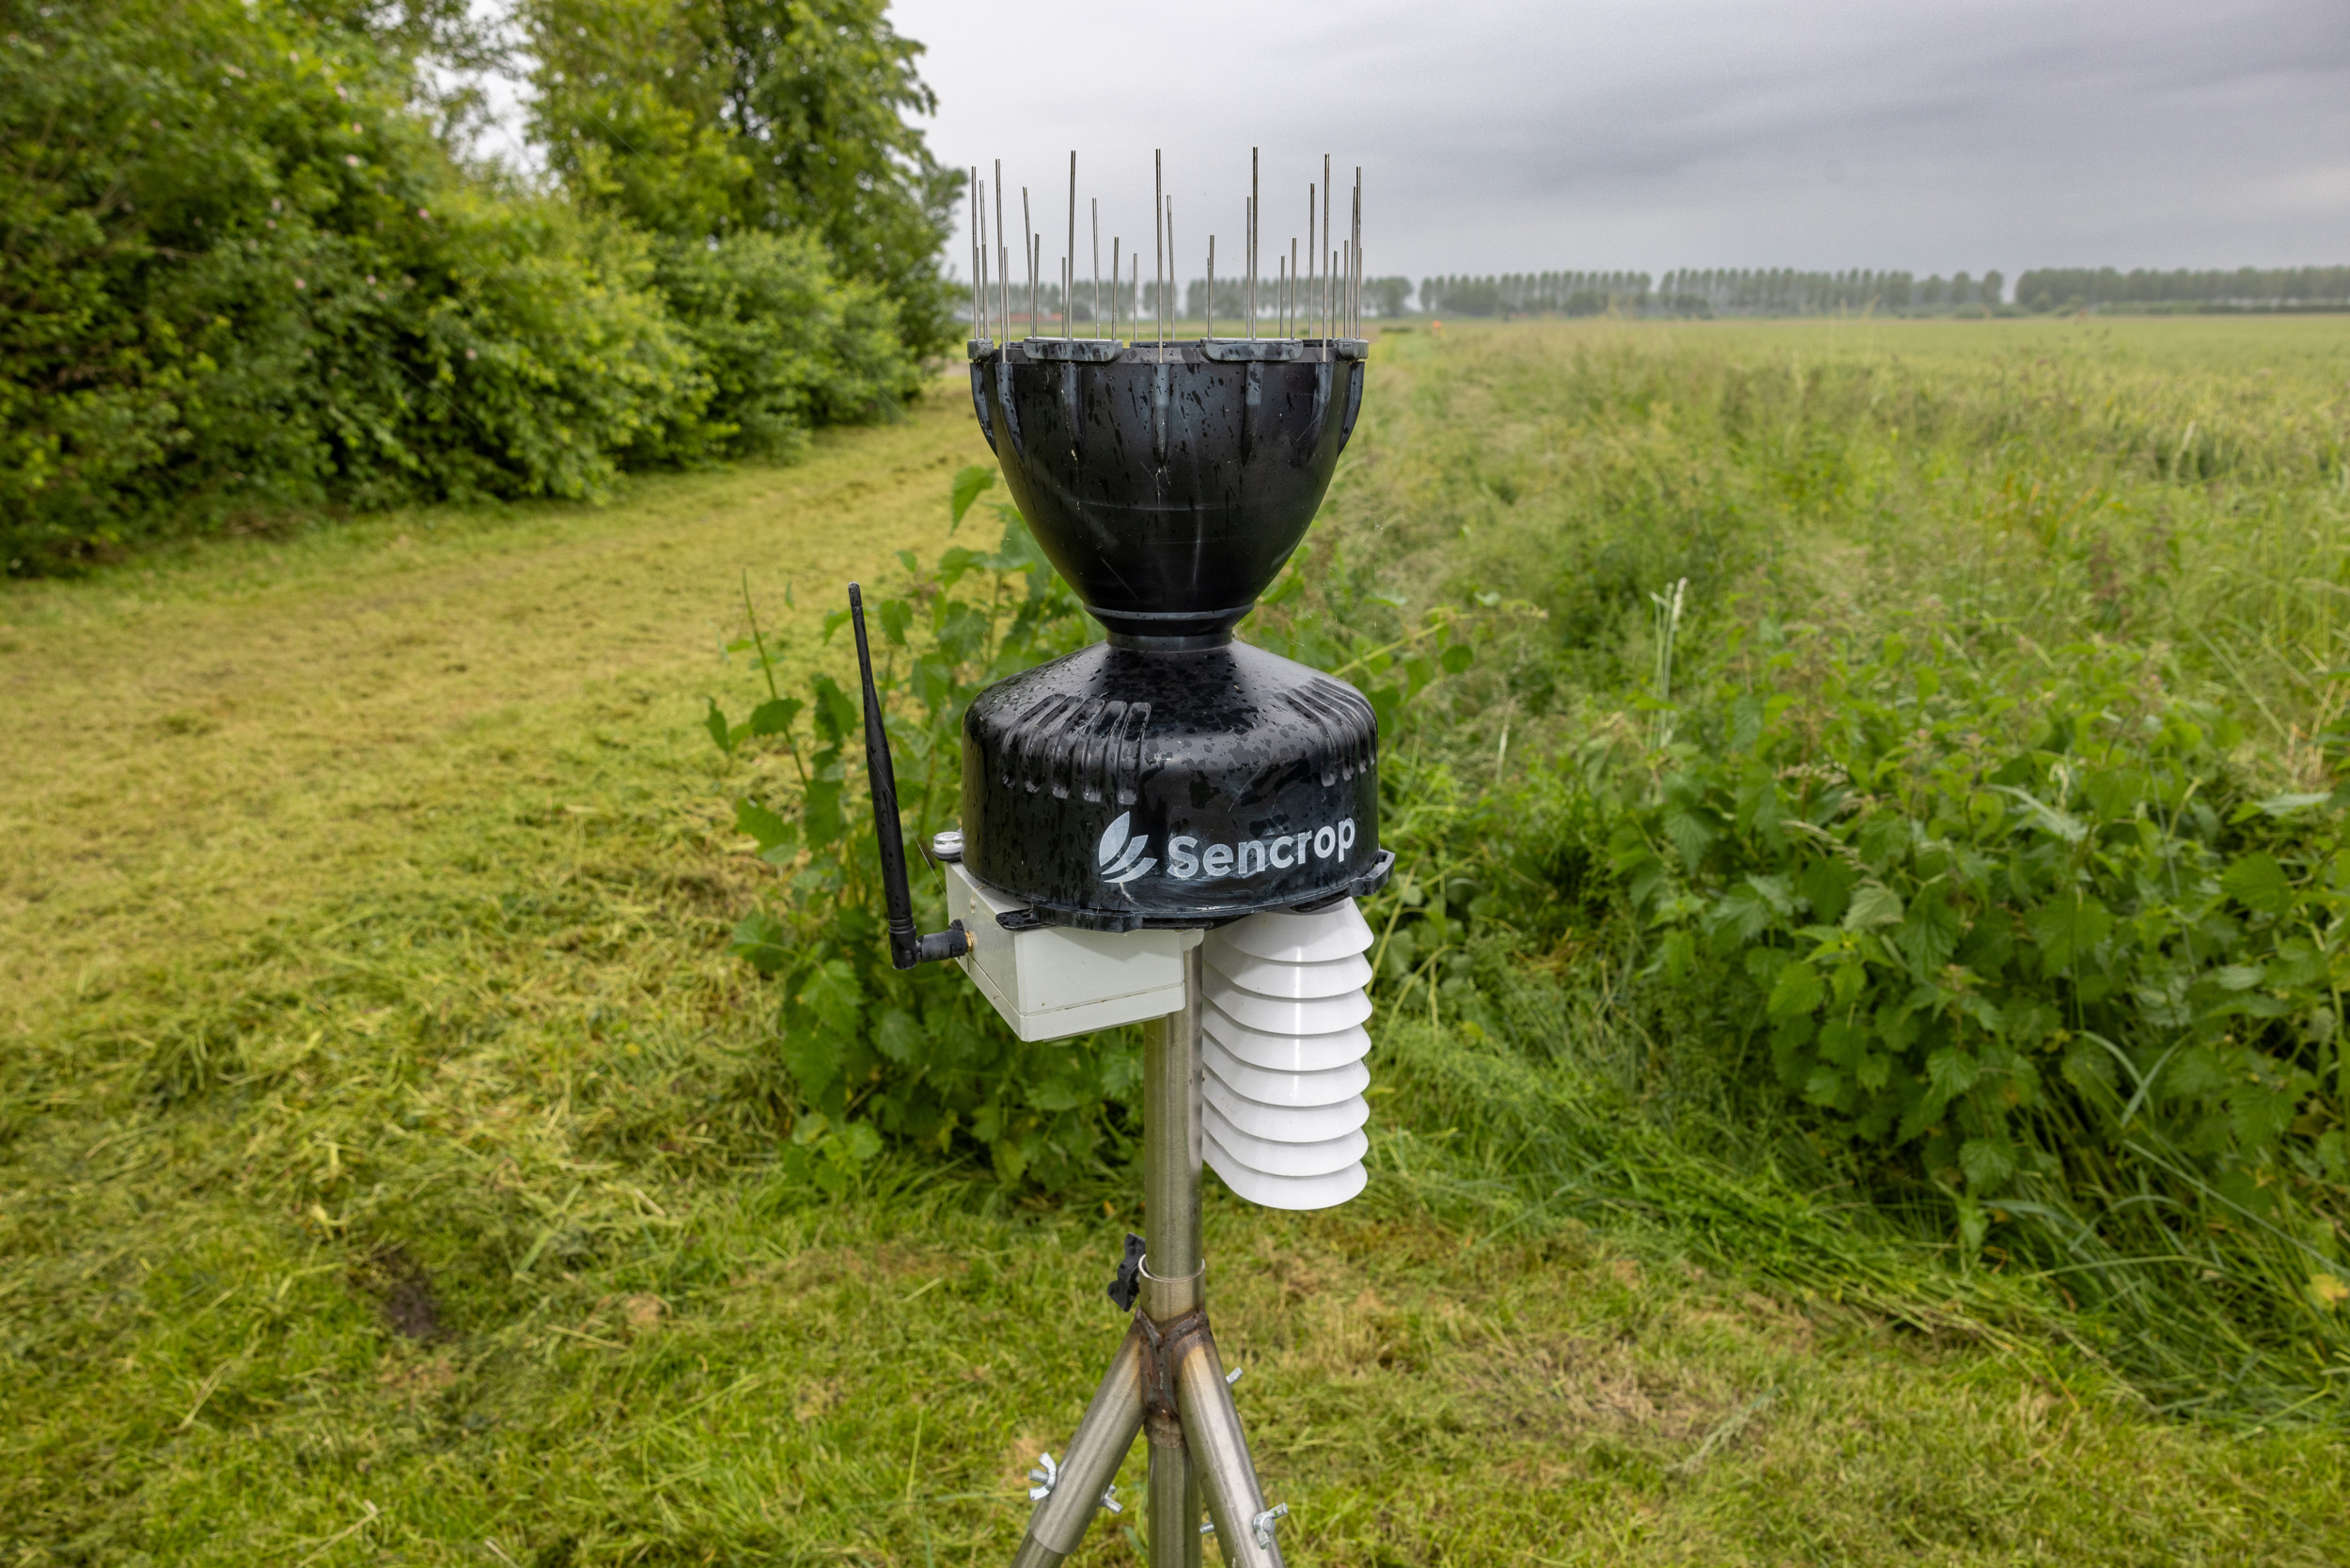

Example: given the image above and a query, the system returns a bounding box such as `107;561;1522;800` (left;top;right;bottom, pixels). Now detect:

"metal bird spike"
1353;166;1363;337
1091;199;1102;339
1110;235;1120;340
1166;196;1177;343
1207;233;1215;340
994;161;1007;341
1022;185;1033;335
1246;196;1255;340
1249;146;1259;340
1323;154;1332;337
1066;151;1076;347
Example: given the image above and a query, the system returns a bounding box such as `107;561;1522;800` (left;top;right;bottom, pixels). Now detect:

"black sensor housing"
960;337;1389;929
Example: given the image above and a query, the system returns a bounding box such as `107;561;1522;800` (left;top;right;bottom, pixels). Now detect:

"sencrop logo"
1096;812;1156;886
1169;820;1354;881
1098;812;1358;886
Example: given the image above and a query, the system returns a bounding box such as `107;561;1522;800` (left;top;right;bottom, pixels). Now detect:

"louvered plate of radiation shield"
959;639;1393;931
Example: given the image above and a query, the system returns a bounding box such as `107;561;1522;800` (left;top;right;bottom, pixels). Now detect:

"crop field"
5;316;2349;1565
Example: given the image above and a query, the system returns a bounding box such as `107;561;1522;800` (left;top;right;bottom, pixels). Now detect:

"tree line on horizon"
2012;266;2350;312
1410;266;2349;319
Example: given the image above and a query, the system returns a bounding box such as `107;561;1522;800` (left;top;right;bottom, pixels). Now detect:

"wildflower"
293;278;306;290
346;155;359;167
465;349;477;360
417;208;430;220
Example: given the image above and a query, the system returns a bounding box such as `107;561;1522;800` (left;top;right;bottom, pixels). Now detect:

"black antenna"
849;584;968;970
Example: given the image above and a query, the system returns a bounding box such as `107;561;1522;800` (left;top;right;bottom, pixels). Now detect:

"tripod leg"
1146;1425;1201;1568
1008;1321;1147;1568
1170;1325;1285;1568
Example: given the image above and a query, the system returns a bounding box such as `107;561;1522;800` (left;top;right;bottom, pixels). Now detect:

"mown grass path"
3;390;984;1031
5;345;2346;1565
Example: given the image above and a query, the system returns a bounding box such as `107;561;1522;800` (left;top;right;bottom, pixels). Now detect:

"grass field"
6;317;2348;1565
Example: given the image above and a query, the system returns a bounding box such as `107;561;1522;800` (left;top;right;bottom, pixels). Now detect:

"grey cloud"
890;0;2350;278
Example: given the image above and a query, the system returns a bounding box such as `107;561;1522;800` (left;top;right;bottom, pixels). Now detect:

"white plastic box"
941;858;1199;1042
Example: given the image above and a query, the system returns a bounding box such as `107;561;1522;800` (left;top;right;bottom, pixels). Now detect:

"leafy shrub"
1;0;926;571
0;1;697;566
1607;626;2345;1223
648;231;918;463
703;473;1116;1186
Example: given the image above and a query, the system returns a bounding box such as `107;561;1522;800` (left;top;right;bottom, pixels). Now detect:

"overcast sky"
887;0;2350;288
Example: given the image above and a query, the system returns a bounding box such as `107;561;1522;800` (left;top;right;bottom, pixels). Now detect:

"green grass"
8;324;2350;1565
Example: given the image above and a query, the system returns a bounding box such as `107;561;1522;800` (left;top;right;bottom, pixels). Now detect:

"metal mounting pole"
1142;947;1204;1568
1007;946;1285;1568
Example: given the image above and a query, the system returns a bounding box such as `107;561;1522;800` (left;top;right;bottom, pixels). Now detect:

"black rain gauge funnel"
850;149;1384;1568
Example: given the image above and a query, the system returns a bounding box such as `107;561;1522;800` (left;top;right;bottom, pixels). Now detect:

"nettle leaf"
2212;963;2265;992
2221;852;2294;916
1440;641;1475;675
797;957;865;1037
878;597;914;648
748;697;803;738
911;653;956;711
1958;1134;2017;1190
949;463;995;526
779;1021;849;1097
1714;877;1791;941
1996;785;2087;843
875;1007;924;1064
1797;856;1856;924
839;1120;885;1164
802;776;845;849
1767;960;1825;1020
810;674;859;744
2026;891;2111;974
734;796;794;852
704;697;735;754
1661;804;1717;870
1895;892;1966;978
1843;882;1905;930
729;911;791;974
1925;1046;1980;1099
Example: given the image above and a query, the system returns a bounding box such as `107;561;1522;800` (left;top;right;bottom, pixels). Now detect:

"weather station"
846;148;1378;1566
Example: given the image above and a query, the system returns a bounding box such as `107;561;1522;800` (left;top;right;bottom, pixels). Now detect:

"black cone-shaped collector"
971;339;1366;640
961;337;1389;929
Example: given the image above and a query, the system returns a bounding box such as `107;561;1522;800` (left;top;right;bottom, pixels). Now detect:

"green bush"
1;0;930;572
649;231;919;463
1607;627;2344;1215
702;474;1114;1186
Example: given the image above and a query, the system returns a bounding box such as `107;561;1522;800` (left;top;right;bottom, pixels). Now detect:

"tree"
1366;275;1411;318
525;0;960;352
